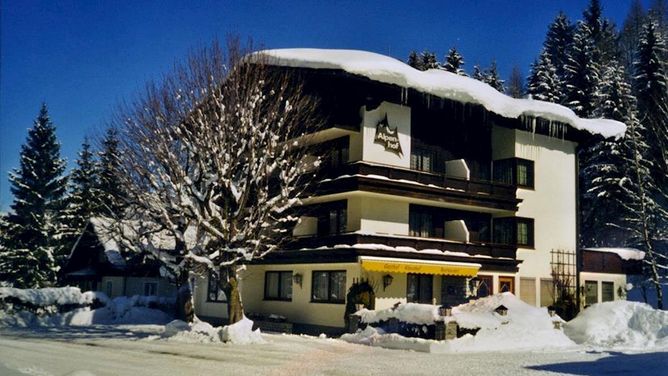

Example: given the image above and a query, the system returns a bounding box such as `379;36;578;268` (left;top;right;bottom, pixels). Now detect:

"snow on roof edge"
582;247;645;261
257;48;626;140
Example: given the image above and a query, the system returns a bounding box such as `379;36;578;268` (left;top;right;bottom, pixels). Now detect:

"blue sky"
0;0;639;211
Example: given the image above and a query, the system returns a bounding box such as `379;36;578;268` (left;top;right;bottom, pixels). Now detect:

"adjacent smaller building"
62;218;174;299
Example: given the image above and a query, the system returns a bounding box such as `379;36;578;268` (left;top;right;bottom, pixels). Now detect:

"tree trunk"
223;270;244;324
175;274;195;323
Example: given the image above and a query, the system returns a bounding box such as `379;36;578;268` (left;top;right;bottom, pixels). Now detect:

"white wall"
240;263;361;328
362;102;411;168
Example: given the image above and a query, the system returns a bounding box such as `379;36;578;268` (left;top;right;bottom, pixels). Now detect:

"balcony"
289;232;517;260
316;162;520;212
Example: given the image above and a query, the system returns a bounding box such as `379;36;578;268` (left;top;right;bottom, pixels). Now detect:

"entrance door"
407;274;433;303
499;276;515;294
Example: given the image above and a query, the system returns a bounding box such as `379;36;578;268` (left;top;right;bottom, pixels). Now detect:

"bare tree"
110;39;322;323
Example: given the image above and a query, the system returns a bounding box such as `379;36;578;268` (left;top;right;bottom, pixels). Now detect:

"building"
63;218;175;299
183;49;631;333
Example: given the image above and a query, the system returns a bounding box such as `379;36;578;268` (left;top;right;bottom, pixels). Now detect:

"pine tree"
619;0;646;78
634;20;668;186
97;127;127;217
483;61;505;93
420;50;438;70
472;64;484;81
407;50;422;70
544;12;575;85
527;49;561;102
0;104;67;288
506;66;524;98
61;138;102;253
564;22;600;117
581;63;636;247
582;0;618;64
443;48;467;76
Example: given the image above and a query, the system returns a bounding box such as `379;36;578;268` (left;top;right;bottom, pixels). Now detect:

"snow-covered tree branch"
108;40;322;322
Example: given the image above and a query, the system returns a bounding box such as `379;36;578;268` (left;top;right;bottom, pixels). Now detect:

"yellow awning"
359;256;480;277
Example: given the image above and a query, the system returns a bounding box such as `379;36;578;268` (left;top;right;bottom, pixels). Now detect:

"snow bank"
565;301;668;350
259;49;626;139
343;293;575;353
582;247;645;261
0;286;88;307
162;316;265;344
0;291;172;327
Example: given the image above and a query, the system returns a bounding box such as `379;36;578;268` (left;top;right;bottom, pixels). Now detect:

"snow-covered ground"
0;325;666;376
1;289;667;374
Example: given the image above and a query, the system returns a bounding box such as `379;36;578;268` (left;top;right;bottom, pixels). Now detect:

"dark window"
602;282;614;302
312;271;346;303
411;146;436;172
207;272;227;302
493;217;534;247
499;276;515;293
409;208;434;238
264;271;293;301
476;275;493;298
585;280;598;306
493;158;534;188
144;282;157;296
328;136;350;168
317;201;347;236
407;273;433;303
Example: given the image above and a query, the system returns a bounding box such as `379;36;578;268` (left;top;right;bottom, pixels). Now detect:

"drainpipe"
575;147;582;311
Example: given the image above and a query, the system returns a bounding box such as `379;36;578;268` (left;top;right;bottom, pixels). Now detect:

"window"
312;271;346;303
144;282;158;296
493;217;534;247
499;276;515;294
602;282;614;302
493;158;534;188
207;272;227;302
264;271;292;301
585;280;598;306
105;281;113;297
317;201;347;236
407;273;433;303
411;147;436;172
540;279;555;307
520;278;536;306
329;137;349;168
409;208;434;238
476;275;493;298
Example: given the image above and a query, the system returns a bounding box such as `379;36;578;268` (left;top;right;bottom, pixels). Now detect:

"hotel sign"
374;114;403;156
360;259;480;277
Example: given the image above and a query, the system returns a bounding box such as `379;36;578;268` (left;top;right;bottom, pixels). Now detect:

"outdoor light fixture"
382;274;394;291
293;273;303;288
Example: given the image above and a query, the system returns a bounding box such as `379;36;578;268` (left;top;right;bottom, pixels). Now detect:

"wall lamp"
382;274;394;291
293;273;303;288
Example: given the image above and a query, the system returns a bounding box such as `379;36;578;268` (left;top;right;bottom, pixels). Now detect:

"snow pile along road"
0;287;172;327
565;301;668;350
162;316;265;344
343;293;575;353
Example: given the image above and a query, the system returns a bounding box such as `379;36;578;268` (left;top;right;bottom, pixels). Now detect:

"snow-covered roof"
259;49;626;139
583;247;645;261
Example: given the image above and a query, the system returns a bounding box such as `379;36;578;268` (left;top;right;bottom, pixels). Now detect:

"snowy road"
0;326;666;376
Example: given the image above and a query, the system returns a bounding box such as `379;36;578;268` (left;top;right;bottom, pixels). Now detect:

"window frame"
311;270;347;304
601;281;614;302
493;217;535;248
207;271;228;303
493;158;534;189
264;271;293;301
317;201;347;236
476;275;494;298
407;273;434;304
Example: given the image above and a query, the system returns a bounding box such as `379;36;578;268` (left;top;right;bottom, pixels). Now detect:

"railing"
322;162;517;199
290;232;517;259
